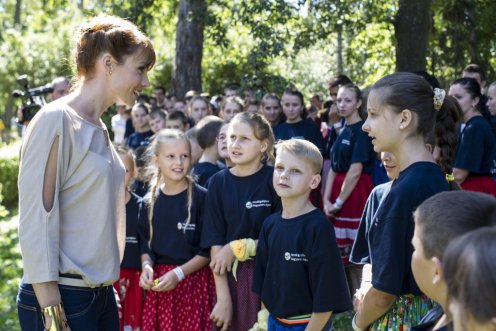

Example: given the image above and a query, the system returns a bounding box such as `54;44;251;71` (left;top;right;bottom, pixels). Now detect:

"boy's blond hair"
275;139;323;174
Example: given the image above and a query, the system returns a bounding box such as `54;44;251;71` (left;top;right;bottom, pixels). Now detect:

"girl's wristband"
172;267;185;282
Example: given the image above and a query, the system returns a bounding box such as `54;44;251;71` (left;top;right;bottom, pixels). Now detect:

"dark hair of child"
463;63;486;82
149;109;166;120
167;110;189;125
414;190;496;260
452;77;492;122
371;72;462;189
195;115;224;150
442;227;496;328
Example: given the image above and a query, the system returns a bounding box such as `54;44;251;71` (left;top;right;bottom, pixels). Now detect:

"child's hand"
210;299;232;331
139;264;155;290
152;270;179;292
210;244;234;275
323;200;335;216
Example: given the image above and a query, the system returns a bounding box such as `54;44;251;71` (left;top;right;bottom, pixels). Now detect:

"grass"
0;210;21;331
333;310;353;331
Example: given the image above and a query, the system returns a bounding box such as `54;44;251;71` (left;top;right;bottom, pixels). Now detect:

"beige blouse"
18;100;126;285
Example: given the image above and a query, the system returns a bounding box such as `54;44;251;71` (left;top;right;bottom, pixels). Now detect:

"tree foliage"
0;0;495;123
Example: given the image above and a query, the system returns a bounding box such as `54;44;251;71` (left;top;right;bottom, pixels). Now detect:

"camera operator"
49;77;71;101
15;76;71;136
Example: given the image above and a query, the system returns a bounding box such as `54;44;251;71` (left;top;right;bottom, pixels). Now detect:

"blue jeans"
17;281;119;331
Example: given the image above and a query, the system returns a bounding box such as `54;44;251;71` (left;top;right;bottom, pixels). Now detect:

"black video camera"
12;75;53;124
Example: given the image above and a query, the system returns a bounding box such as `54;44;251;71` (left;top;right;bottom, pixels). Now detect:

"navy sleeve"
194;185;211;258
454;125;485;172
310;220;352;313
201;175;227;247
252;222;269;295
351;130;373;164
137;200;153;259
349;196;374;265
350;183;391;265
370;211;413;295
307;121;326;155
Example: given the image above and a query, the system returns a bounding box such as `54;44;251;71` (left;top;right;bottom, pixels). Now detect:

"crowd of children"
105;66;496;331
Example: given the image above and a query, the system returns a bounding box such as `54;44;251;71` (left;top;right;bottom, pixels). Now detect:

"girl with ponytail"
138;129;214;331
351;72;461;331
449;77;496;194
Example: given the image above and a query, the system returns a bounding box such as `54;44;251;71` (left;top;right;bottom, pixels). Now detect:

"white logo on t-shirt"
245;200;271;209
177;221;196;231
284;252;308;262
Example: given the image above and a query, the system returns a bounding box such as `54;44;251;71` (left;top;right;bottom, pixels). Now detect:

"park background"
0;0;495;329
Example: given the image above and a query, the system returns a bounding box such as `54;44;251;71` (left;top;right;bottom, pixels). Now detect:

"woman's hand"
210;298;232;331
152;270;179;292
210;244;234;275
139;264;155;290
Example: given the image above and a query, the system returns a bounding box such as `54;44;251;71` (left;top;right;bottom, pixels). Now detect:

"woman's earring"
400;125;404;130
109;65;113;76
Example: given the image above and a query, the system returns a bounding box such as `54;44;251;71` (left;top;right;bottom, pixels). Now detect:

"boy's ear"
431;256;444;284
310;174;321;189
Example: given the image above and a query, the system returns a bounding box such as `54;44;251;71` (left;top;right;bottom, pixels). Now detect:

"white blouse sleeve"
18;108;66;283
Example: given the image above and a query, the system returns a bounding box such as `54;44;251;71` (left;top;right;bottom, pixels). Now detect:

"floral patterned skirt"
370;294;434;331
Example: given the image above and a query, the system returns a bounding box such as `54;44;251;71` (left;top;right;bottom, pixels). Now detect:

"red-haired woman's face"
111;52;151;107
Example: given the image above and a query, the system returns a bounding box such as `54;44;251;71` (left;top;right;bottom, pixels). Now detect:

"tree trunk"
394;0;433;72
172;0;206;99
336;25;343;74
14;0;21;26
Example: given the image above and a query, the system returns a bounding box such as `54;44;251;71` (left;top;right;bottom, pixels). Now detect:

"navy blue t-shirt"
273;119;326;155
253;209;351;318
349;181;392;265
121;192;143;269
192;162;221;188
331;121;376;173
138;184;210;265
127;130;153;150
200;165;281;247
454;116;496;175
363;162;449;295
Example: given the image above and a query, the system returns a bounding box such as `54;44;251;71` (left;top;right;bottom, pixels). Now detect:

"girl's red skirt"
113;268;143;331
329;172;373;265
213;259;261;331
461;175;496;196
141;264;215;331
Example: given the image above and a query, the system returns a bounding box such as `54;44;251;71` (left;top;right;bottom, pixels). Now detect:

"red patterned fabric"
113;268;143;331
141;264;215;331
213;259;261;331
329;172;373;265
461;175;496;196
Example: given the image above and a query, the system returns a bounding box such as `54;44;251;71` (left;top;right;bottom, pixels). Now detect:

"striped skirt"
329;172;374;265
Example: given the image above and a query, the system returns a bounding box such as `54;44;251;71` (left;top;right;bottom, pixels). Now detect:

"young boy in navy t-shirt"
253;139;351;331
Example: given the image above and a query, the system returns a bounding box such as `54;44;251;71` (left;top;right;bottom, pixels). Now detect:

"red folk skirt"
329;172;374;265
141;264;215;331
213;259;261;331
461;175;496;196
113;268;143;331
